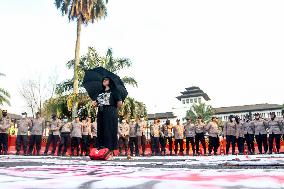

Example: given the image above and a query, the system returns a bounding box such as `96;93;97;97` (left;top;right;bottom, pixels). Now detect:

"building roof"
214;103;283;114
148;112;177;120
176;86;211;101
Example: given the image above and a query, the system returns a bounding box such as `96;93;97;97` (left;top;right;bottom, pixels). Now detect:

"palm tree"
0;73;10;106
185;103;214;123
56;47;137;95
55;0;108;118
118;97;147;121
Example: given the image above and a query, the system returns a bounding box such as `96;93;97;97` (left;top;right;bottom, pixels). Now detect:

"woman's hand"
92;101;97;107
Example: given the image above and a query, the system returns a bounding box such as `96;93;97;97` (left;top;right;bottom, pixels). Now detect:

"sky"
1;0;284;115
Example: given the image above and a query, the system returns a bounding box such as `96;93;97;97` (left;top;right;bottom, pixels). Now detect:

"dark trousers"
209;136;219;154
129;137;139;155
226;135;236;154
29;135;42;154
71;137;81;155
175;139;184;154
166;137;173;153
92;136;97;148
245;134;255;154
152;137;160;155
137;135;146;154
81;135;90;155
16;135;28;154
58;132;70;155
195;133;206;154
159;137;166;152
237;137;245;154
255;134;268;154
44;134;59;154
186;137;195;154
269;133;281;153
118;137;128;154
0;133;8;153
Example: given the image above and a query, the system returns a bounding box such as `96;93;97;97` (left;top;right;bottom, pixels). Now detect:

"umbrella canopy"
82;67;128;101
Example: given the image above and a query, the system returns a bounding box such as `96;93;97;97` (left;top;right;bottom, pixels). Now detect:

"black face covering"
2;113;7;117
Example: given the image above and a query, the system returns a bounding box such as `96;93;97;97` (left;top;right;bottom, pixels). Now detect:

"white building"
147;112;177;125
172;86;211;119
214;103;283;121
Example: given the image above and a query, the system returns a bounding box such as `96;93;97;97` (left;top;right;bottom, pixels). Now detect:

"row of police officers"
0;110;97;156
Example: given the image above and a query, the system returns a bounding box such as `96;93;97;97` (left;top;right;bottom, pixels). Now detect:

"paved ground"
1;154;284;189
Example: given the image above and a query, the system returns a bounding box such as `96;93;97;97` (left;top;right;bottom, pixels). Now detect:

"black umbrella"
82;67;128;102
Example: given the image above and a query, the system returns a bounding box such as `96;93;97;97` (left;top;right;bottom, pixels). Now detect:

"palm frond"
121;76;138;88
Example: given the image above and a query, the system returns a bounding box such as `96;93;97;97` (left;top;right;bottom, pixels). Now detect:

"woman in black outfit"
92;77;123;154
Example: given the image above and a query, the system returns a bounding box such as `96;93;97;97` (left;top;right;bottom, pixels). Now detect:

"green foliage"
0;73;10;106
185;103;215;123
118;97;147;121
56;47;137;95
55;0;108;24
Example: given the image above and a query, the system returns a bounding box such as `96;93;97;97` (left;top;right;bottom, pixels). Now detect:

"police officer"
236;116;245;155
206;116;220;156
44;114;60;156
160;120;169;156
0;110;11;155
129;119;139;156
81;117;91;156
16;112;31;155
195;116;207;155
173;119;184;156
137;117;147;156
150;119;161;156
70;116;82;156
267;112;282;154
28;112;45;156
184;117;195;155
57;116;71;156
223;115;237;155
161;120;173;155
90;118;97;148
251;113;268;154
118;119;130;156
243;115;255;155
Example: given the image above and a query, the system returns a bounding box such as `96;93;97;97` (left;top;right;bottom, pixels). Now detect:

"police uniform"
266;116;282;154
252;119;268;154
160;123;168;156
223;121;237;155
91;122;97;148
173;123;184;155
206;121;219;155
81;121;92;156
137;120;147;156
161;122;173;155
0;111;11;155
236;122;245;154
70;120;82;156
16;117;32;155
150;123;161;155
57;121;71;156
44;119;61;155
129;121;139;156
29;117;45;155
184;122;195;155
243;120;255;154
195;123;206;155
118;122;130;155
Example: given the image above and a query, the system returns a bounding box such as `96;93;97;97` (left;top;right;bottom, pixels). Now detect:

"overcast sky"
1;0;284;115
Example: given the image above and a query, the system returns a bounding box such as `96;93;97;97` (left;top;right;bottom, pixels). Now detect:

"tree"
55;0;108;118
118;97;147;121
19;73;58;117
0;73;10;106
185;103;214;123
56;47;137;95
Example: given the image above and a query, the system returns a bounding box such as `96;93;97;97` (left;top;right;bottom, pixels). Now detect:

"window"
198;98;201;103
190;99;193;103
194;98;197;103
182;99;185;104
186;99;189;104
